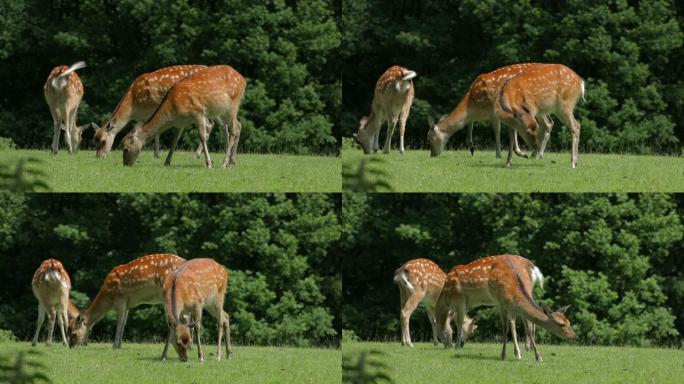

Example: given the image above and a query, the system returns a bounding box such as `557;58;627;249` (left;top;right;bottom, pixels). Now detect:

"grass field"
0;149;341;192
0;342;340;384
343;341;683;384
342;149;684;192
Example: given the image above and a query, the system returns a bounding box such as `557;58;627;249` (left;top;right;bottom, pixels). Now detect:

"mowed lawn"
0;150;341;192
0;342;340;384
342;149;684;192
343;341;683;384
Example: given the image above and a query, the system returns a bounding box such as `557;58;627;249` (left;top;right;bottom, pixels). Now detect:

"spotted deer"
427;63;554;159
393;258;479;347
92;65;217;159
68;253;186;348
436;255;575;362
121;65;246;168
44;61;91;155
354;65;416;154
496;63;585;168
162;258;232;362
31;259;80;347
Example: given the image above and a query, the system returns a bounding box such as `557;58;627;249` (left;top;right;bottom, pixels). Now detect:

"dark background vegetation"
0;0;340;154
342;0;684;154
0;193;341;346
341;193;684;346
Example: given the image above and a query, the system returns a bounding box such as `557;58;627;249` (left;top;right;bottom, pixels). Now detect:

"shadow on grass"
343;350;394;384
0;158;50;191
342;158;393;192
0;350;51;383
450;349;502;362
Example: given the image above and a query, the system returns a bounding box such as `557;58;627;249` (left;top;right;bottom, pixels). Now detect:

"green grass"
0;149;341;192
0;342;340;384
342;149;684;192
343;341;683;384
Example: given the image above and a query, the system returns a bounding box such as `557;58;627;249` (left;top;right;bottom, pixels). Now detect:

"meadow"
343;341;683;384
342;149;684;192
0;342;340;384
0;149;341;192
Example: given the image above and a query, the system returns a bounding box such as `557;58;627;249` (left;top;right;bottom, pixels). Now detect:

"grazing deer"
162;258;232;362
68;253;186;348
393;258;479;347
495;63;585;168
44;61;90;155
428;63;555;159
31;259;80;347
354;65;416;154
121;65;245;168
92;64;216;159
436;255;576;362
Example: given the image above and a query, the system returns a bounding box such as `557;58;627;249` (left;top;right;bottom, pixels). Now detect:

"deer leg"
196;118;216;159
525;321;536;351
32;305;46;346
382;117;398;154
57;304;69;347
161;327;172;361
399;100;411;154
193;116;212;168
63;109;74;155
400;288;422;348
224;311;232;360
211;306;224;362
153;134;160;159
513;130;528;158
467;122;475;156
499;309;509;360
113;307;128;349
493;120;502;158
46;308;56;346
226;117;241;167
194;307;205;362
536;115;554;159
372;130;380;153
526;320;543;362
556;109;581;168
218;117;232;168
164;127;185;166
49;107;62;154
69;107;80;154
426;307;440;346
509;317;522;360
505;127;515;168
454;304;466;349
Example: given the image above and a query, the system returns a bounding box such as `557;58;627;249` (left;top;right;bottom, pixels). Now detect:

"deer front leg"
113;307;128;349
161;327;172;361
32;305;46;346
505;127;515;168
195;116;213;168
382;117;399;154
164;127;185;166
454;305;466;349
153;134;160;159
513;131;528;158
426;307;440;346
499;309;509;360
57;306;69;347
509;317;522;360
526;320;543;362
493;120;502;158
194;307;205;362
226;119;241;167
50;109;61;154
195;118;216;159
46;309;56;346
63;110;74;155
468;122;475;156
536;115;554;159
215;308;223;362
224;311;233;360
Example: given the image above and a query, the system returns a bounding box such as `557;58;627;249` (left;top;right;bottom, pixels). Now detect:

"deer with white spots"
427;63;554;159
495;63;585;168
68;253;187;349
354;65;416;154
31;259;80;347
92;65;219;159
121;65;246;168
162;258;232;362
44;61;91;155
394;258;480;347
436;255;576;362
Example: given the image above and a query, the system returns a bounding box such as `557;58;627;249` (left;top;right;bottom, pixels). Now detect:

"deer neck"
363;107;384;135
436;93;470;137
108;89;135;135
67;301;80;319
83;287;116;327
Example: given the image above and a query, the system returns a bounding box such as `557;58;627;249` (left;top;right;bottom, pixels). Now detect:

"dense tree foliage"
0;0;340;154
0;193;341;346
341;193;683;346
342;0;684;154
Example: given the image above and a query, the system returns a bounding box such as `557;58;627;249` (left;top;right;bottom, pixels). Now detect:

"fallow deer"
121;65;246;168
428;63;554;159
436;255;576;362
393;258;479;347
92;64;216;159
495;63;585;168
68;253;186;349
44;61;90;155
31;259;80;347
355;65;416;154
162;258;232;362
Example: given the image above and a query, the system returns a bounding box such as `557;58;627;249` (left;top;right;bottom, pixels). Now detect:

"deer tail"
393;266;414;290
57;61;86;78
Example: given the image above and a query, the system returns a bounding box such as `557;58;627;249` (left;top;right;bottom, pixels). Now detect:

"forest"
0;193;341;346
342;0;684;154
341;193;684;346
0;0;341;154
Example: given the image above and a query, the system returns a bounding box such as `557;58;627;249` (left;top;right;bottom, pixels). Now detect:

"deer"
436;255;576;362
31;259;80;347
162;258;232;362
495;63;585;168
44;61;92;155
393;258;479;347
354;65;416;154
121;65;246;168
68;253;187;349
427;63;555;160
92;64;218;159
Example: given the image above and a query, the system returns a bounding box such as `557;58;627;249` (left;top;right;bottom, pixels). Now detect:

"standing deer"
121;65;246;168
92;64;216;159
31;259;80;347
68;253;186;348
436;255;576;362
162;258;232;362
427;63;554;159
354;65;416;154
495;63;585;168
44;61;90;155
393;258;479;347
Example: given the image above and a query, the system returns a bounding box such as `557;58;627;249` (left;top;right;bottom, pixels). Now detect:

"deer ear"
558;305;571;314
92;122;100;130
472;314;481;323
427;115;435;129
542;304;553;316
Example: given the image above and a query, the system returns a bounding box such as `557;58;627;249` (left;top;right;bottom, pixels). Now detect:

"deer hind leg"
224;111;241;167
50;106;63;155
400;288;422;347
46;308;57;346
113;307;128;349
493;120;502;158
195;118;215;159
536;115;554;159
153;134;160;159
468;122;475;156
382;115;399;154
32;304;46;346
524;321;535;351
454;304;467;349
509;317;522;360
58;299;69;347
556;107;581;168
164;127;185;166
223;311;232;359
192;115;213;168
525;320;543;362
513;130;528;158
505;126;515;168
194;306;205;362
207;303;225;362
63;109;75;155
499;309;509;360
398;99;412;154
426;306;440;346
